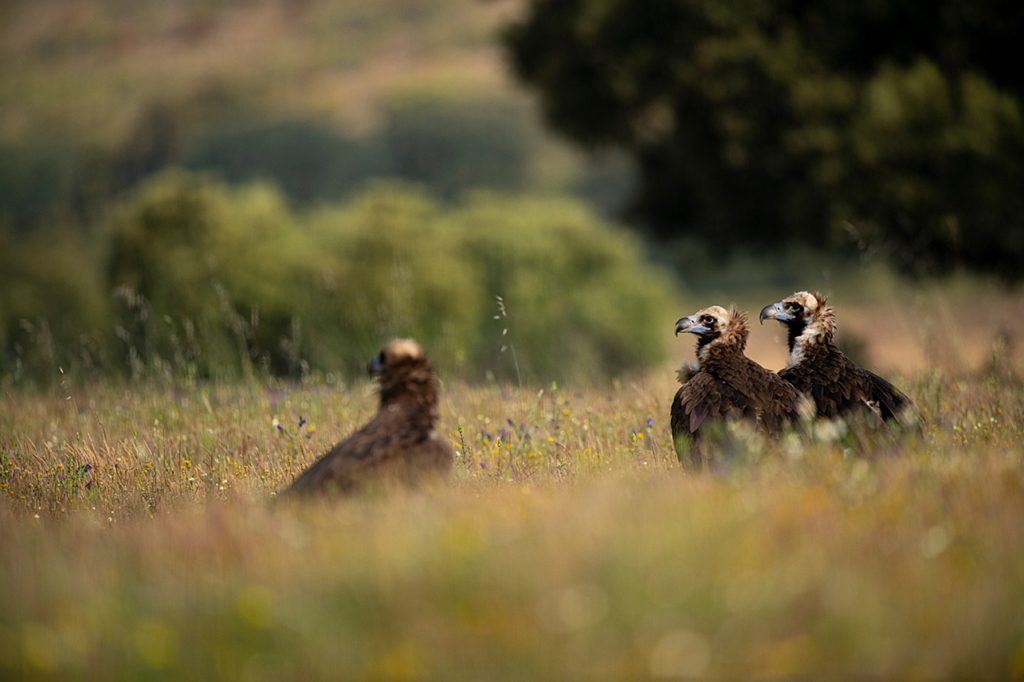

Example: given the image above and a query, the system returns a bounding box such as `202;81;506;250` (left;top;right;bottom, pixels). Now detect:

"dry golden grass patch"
1;368;1023;678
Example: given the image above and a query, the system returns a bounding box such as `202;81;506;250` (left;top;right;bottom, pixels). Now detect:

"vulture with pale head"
283;339;454;496
670;305;803;461
759;291;914;423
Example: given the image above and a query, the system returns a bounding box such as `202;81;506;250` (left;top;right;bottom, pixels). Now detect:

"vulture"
283;339;454;496
670;305;803;462
759;291;914;423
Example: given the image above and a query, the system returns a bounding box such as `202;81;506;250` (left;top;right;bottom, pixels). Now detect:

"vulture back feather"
283;339;454;496
761;291;916;424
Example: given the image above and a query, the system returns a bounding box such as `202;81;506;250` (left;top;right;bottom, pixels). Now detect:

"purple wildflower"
479;461;488;469
498;428;511;441
646;417;655;429
298;416;307;428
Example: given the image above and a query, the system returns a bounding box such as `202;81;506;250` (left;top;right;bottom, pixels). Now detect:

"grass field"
2;343;1023;678
3;1;1022;675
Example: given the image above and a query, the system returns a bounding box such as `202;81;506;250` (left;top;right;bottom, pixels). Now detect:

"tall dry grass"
2;347;1023;678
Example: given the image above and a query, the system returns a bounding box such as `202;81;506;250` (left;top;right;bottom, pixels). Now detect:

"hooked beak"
675;315;710;337
759;302;792;325
367;354;385;376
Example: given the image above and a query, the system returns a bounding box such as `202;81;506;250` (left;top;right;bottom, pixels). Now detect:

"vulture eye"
701;315;715;325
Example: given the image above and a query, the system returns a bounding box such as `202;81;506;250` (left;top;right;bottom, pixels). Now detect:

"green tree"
505;0;1024;277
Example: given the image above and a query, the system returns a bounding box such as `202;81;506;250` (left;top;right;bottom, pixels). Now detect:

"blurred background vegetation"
506;0;1024;278
0;0;1021;384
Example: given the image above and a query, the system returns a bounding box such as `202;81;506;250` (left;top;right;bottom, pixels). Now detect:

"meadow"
2;288;1023;679
4;2;1023;677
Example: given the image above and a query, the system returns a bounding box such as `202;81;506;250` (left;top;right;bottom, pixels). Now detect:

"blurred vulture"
283;339;454;496
670;305;803;461
760;291;914;424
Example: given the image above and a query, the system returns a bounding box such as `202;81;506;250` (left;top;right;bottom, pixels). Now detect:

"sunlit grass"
2;369;1024;678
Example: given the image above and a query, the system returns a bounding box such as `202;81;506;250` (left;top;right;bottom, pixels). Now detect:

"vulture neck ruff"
789;304;837;367
377;358;440;432
696;310;750;366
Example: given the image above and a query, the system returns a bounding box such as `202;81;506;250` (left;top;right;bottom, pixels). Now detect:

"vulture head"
758;291;823;327
368;339;439;413
675;305;748;352
759;291;836;354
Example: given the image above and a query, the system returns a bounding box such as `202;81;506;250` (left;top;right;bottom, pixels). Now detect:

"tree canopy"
505;0;1024;278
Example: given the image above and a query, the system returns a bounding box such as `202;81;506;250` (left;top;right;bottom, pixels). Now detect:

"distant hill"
0;0;632;229
1;0;517;144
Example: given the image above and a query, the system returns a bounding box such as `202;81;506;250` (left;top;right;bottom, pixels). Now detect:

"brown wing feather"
284;409;453;496
284;416;390;495
860;368;914;421
781;342;913;422
671;372;750;443
758;370;803;433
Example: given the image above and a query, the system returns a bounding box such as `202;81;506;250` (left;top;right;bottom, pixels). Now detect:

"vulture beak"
675;315;709;336
367;353;385;376
759;302;791;325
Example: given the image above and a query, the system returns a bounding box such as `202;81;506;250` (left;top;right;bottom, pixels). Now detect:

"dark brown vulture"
759;291;914;423
283;339;454;496
670;305;803;463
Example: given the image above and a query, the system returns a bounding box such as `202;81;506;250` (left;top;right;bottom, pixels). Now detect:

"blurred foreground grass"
2;368;1024;678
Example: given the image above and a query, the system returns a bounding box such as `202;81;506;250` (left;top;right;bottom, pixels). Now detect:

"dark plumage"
670;305;803;461
759;291;914;423
283;339;454;496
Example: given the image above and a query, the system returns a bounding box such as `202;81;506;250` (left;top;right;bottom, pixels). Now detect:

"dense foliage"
1;173;676;384
505;0;1024;277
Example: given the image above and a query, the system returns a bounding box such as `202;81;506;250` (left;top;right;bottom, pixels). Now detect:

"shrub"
302;184;483;375
0;227;110;382
450;193;674;381
5;173;678;383
303;183;677;382
105;171;310;379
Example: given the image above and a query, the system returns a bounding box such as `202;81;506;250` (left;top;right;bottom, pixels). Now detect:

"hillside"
1;0;521;144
